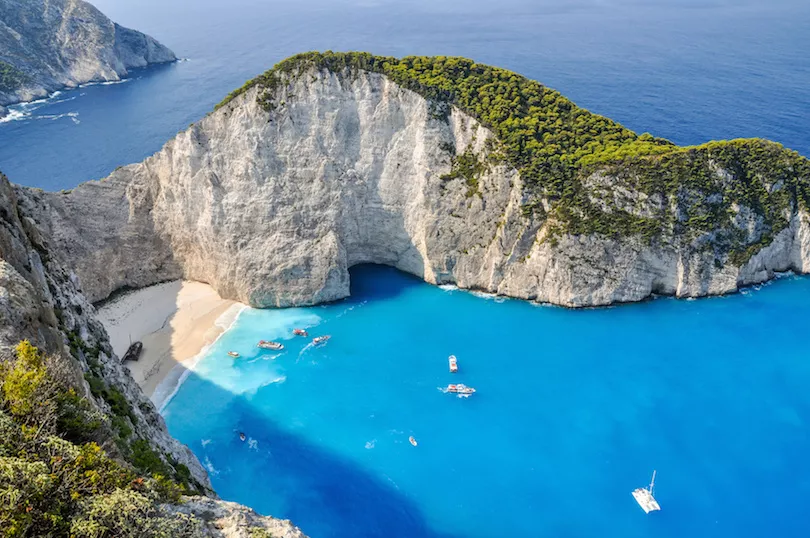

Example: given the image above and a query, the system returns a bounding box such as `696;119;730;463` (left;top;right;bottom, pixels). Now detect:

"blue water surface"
164;265;810;538
1;0;809;189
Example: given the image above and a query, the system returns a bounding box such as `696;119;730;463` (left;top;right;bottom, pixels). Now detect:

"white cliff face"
0;177;211;490
0;171;311;534
23;68;810;308
0;0;176;106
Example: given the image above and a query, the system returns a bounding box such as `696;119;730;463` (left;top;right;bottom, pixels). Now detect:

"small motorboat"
312;335;331;346
122;341;143;363
409;436;418;447
446;383;476;395
293;328;309;337
239;432;246;442
449;355;458;373
227;351;240;358
257;340;284;351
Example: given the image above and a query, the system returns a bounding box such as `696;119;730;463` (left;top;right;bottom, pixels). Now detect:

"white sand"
96;280;244;409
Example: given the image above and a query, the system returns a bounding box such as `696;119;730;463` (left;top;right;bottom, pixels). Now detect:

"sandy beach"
96;280;244;409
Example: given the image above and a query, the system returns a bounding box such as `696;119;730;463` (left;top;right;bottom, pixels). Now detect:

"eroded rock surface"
23;68;810;308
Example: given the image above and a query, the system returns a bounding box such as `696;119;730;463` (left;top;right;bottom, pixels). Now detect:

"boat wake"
257;375;286;388
203;456;219;476
335;300;367;319
297;342;315;360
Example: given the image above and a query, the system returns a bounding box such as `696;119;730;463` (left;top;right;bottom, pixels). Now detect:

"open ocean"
2;0;809;536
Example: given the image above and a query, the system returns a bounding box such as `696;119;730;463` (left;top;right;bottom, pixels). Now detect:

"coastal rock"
0;0;176;107
168;497;307;538
21;66;810;308
0;173;314;535
0;172;210;488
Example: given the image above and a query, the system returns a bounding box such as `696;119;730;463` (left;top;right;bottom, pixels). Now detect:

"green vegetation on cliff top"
218;52;810;262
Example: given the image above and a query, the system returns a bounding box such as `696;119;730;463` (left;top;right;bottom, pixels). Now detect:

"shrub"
70;489;202;538
0;342;199;538
0;61;29;92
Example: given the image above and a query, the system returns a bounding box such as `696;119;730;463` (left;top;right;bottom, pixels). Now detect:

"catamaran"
632;470;661;513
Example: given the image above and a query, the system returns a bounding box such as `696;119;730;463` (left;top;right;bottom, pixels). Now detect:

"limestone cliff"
0;173;306;537
0;0;176;107
22;53;810;308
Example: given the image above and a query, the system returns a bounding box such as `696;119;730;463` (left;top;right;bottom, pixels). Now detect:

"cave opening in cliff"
347;263;424;302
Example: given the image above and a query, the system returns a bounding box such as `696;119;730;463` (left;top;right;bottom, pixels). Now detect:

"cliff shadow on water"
164;369;461;538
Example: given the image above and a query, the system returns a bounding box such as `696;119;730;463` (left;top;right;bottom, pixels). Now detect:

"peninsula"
0;0;176;114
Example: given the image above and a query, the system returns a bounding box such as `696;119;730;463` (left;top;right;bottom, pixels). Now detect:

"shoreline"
0;60;180;125
96;280;245;410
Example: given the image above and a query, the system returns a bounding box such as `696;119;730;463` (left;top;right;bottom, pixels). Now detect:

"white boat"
257;340;284;351
409;436;418;447
449;355;458;373
227;351;240;358
632;470;661;513
446;383;475;395
312;335;331;345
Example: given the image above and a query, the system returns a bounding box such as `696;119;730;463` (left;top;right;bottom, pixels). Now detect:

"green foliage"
131;441;201;497
0;342;200;538
441;147;488;197
70;489;202;538
0;61;29;93
1;341;48;419
219;52;810;264
131;440;170;476
84;372;137;425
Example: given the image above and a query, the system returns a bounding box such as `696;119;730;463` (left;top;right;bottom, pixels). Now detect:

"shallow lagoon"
164;265;810;538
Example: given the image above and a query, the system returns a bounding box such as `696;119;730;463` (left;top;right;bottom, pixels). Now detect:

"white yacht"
632;470;661;513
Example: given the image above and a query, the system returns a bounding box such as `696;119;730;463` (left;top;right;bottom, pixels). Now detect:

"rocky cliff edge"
20;54;810;309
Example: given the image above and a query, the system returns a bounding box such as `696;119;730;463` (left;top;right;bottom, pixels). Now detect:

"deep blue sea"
3;1;810;536
0;0;809;189
164;265;810;538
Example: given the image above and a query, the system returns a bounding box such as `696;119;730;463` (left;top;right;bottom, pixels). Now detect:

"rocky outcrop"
0;172;311;533
0;173;209;485
0;0;176;107
168;497;306;538
21;65;810;308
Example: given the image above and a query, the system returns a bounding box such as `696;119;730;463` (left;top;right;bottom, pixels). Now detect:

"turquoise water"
164;265;810;538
